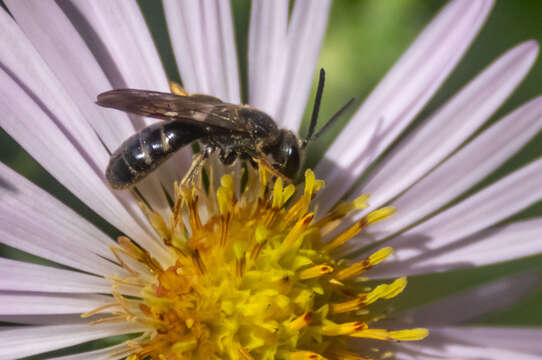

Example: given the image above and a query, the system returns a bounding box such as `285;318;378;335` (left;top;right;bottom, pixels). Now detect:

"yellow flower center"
85;166;427;360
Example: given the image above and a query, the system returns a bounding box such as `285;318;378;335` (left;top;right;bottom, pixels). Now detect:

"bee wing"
97;89;246;133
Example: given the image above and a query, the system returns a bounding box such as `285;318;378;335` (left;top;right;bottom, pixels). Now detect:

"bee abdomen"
106;121;206;189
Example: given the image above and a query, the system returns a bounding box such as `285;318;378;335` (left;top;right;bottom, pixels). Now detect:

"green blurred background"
2;1;542;355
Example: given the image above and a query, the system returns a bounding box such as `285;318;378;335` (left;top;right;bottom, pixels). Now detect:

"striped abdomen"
106;121;206;189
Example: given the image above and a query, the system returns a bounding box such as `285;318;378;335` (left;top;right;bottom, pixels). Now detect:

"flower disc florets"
87;165;427;360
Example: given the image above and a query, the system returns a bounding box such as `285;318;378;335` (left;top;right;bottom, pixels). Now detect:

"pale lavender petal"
0;9;108;171
357;41;539;213
248;0;289;111
268;0;331;130
372;219;542;277
0;163;126;276
0;258;111;294
316;0;494;212
0;292;112;315
393;327;542;359
371;220;542;278
371;157;542;266
164;0;240;102
0;10;171;263
0;322;144;360
62;0;169;91
4;0;133;151
61;0;191;193
159;0;242;189
5;0;171;216
397;273;539;327
369;95;542;236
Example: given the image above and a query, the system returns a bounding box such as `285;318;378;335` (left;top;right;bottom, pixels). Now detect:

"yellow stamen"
351;328;428;342
366;207;396;225
362;277;407;305
335;247;393;280
321;218;367;252
88;165;426;360
321;321;367;336
299;264;334;280
289;312;312;331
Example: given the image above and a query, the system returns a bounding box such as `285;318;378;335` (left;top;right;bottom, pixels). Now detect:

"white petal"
266;0;331;130
393;327;542;359
61;0;190;196
369;95;542;236
378;219;542;277
316;0;494;211
399;273;539;326
0;11;170;263
0;163;124;276
0;9;108;171
0;292;112;315
164;0;240;102
248;0;288;111
0;258;111;294
4;0;132;151
62;0;169;91
374;157;542;265
5;0;171;217
0;322;144;360
358;41;539;213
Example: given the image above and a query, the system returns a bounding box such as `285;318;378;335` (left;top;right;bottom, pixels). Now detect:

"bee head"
269;130;303;179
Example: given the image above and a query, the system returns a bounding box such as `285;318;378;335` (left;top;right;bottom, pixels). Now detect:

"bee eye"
271;131;301;179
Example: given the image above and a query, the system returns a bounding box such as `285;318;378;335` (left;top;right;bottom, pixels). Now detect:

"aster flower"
0;0;541;359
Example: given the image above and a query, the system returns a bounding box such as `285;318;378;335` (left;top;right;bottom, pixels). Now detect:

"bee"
97;69;353;189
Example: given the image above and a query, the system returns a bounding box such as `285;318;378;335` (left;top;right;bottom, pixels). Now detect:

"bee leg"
169;81;189;96
253;151;291;183
180;152;206;187
219;149;237;166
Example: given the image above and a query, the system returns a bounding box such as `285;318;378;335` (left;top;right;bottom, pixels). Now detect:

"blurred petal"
60;0;169;91
398;273;539;326
375;157;542;265
164;0;240;102
369;95;542;236
358;41;539;213
59;0;190;194
248;0;330;131
0;292;112;315
248;0;288;111
268;0;331;130
371;219;542;278
0;323;144;360
317;0;494;211
4;0;170;220
0;258;111;294
0;163;127;276
393;327;542;359
0;10;171;263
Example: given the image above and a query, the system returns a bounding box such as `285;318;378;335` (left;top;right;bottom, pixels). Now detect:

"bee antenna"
303;68;326;147
308;97;356;143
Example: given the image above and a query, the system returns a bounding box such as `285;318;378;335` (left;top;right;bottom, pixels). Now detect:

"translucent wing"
97;89;247;133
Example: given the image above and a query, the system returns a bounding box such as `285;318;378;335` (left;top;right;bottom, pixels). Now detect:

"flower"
0;0;542;359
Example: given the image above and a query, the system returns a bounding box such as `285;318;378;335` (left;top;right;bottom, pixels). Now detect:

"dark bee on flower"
97;69;353;189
